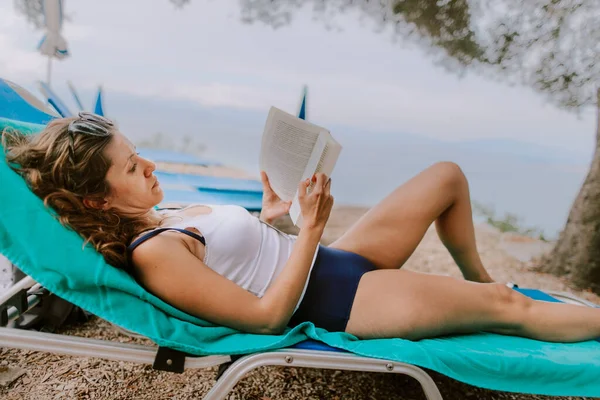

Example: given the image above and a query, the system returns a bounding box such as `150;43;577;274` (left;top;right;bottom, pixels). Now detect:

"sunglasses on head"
68;112;114;137
66;112;114;165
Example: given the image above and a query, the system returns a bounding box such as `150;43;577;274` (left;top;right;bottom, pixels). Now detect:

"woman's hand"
259;171;292;225
298;173;334;230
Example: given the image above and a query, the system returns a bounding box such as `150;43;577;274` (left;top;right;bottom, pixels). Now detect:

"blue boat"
159;187;263;211
154;171;262;192
0;79;58;125
138;148;222;167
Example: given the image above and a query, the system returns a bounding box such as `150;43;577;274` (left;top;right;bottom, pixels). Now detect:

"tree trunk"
535;90;600;292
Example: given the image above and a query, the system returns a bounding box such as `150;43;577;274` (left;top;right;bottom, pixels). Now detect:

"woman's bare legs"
329;162;493;282
328;161;600;342
433;163;494;282
346;269;600;343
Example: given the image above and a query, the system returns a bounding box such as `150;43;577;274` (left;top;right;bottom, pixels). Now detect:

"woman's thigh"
345;269;517;340
328;162;460;269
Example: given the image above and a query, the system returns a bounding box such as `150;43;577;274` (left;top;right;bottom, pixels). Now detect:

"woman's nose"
143;158;156;177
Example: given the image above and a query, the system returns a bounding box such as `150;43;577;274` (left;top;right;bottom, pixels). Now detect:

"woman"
3;112;600;342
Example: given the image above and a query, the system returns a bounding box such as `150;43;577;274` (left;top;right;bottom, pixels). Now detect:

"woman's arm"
258;224;323;332
260;173;333;333
131;226;323;334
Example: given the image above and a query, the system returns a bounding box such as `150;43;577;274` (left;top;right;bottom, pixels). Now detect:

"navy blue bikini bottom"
287;245;377;332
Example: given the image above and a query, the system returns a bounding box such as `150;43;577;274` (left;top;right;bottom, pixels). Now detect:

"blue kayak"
160;187;262;211
155;171;263;211
139;148;222;167
154;171;262;193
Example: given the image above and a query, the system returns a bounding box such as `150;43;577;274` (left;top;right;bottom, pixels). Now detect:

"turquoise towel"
2;118;600;397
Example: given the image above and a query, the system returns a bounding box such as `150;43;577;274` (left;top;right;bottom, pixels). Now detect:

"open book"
259;106;342;227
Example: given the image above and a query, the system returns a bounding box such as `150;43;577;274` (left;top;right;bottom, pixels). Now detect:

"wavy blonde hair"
2;118;158;270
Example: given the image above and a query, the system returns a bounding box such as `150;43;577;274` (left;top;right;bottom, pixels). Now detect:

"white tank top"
165;204;319;311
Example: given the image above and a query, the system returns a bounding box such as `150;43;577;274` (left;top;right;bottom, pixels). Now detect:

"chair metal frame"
1;275;598;400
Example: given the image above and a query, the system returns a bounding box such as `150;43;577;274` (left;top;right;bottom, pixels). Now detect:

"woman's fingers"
312;173;328;194
301;173;331;199
260;171;272;191
316;173;326;188
324;176;331;196
262;170;279;194
298;177;310;200
297;173;334;229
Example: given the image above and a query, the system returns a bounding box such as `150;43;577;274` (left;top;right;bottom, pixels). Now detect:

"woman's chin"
153;190;165;207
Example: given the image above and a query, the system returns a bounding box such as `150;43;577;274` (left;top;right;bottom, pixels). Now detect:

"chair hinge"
0;288;28;327
152;346;188;373
215;354;243;380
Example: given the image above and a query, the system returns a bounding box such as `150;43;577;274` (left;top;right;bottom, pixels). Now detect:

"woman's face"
101;131;163;214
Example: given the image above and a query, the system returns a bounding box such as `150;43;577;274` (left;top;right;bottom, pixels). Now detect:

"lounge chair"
2;80;600;399
2;276;599;399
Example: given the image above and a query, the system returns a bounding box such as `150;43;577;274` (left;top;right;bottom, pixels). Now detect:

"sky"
0;0;596;157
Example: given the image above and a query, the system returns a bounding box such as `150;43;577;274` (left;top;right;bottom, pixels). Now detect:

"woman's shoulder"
129;228;190;266
129;224;206;262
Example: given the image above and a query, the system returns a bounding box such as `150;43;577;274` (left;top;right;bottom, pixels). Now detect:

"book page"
259;107;325;201
289;133;342;226
315;132;342;178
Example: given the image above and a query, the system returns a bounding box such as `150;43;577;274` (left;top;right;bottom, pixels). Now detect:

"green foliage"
391;0;485;67
472;201;547;241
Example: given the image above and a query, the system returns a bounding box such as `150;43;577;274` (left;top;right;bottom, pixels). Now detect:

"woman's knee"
431;161;468;191
488;283;532;327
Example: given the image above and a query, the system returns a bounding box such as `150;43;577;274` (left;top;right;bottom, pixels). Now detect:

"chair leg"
0;327;230;369
204;349;443;400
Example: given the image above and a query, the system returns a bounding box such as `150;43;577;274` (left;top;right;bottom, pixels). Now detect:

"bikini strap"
127;227;206;255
